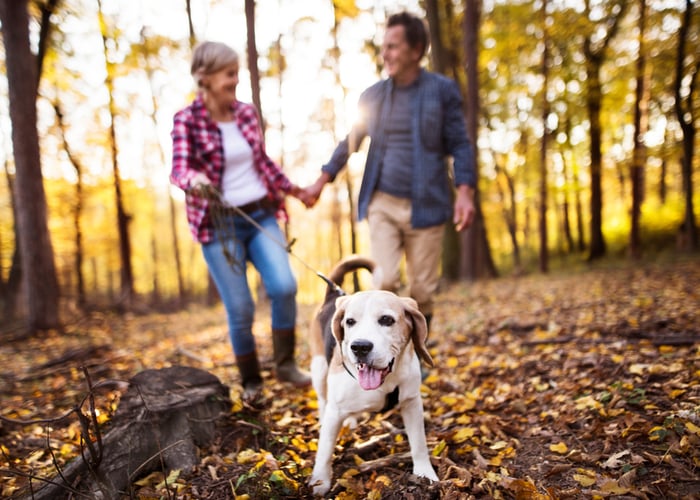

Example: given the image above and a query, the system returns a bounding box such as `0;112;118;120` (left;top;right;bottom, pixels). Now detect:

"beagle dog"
308;256;438;496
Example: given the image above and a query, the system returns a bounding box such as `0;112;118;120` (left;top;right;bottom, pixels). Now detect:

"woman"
170;41;311;401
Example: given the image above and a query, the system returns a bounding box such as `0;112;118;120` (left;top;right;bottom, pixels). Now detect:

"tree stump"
24;366;231;500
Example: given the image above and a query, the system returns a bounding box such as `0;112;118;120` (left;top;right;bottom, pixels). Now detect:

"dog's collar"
342;360;356;380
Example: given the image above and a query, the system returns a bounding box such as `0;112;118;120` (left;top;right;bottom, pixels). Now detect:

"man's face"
381;25;421;85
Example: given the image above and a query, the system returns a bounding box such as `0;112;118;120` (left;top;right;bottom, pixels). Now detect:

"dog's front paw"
309;471;331;496
309;477;331;497
413;463;438;482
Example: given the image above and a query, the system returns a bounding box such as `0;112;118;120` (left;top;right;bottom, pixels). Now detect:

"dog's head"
331;290;433;390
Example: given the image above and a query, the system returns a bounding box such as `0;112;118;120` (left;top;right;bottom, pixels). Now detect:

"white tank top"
218;121;268;207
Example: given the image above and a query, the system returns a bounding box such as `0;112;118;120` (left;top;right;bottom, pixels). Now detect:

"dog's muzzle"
350;340;374;361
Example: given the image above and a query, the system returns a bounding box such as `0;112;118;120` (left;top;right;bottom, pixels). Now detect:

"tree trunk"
674;0;698;251
539;0;550;272
629;0;649;259
495;164;521;271
245;0;263;126
0;0;60;332
52;99;87;308
461;0;497;280
583;0;629;261
22;366;231;500
97;0;135;308
584;50;606;260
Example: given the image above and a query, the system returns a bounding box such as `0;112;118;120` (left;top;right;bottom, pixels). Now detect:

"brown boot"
272;328;311;387
236;350;263;402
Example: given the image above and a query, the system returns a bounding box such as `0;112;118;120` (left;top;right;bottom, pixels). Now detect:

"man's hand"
453;185;475;232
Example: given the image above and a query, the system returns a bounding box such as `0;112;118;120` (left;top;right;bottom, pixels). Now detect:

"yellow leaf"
599;477;630;494
686;422;700;436
236;448;261;464
446;357;459;368
573;469;597;487
628;364;647;375
441;395;458;405
155;469;181;490
550;442;568;454
269;469;299;491
432;439;447;456
291;436;309;452
374;474;392;487
353;454;365;465
648;426;667;441
490;440;508;450
341;467;361;478
452;427;476;444
669;389;686;399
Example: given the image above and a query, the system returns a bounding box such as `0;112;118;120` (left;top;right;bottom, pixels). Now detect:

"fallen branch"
357;451;412;473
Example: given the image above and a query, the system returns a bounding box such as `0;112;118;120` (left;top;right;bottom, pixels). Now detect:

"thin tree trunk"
97;0;134;308
140;28;186;304
245;0;263;125
539;0;549;272
52;99;86;308
629;0;649;259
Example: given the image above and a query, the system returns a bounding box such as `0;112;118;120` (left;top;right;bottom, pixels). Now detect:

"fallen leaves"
1;259;699;498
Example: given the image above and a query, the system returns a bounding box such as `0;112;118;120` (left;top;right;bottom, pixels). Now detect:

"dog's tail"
325;254;376;299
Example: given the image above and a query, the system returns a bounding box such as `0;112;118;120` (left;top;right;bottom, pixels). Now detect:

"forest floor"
1;255;699;499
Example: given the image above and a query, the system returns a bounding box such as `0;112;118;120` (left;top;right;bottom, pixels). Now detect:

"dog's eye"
378;315;395;327
345;317;356;327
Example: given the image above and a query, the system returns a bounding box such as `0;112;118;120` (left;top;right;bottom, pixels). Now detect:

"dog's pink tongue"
358;365;383;390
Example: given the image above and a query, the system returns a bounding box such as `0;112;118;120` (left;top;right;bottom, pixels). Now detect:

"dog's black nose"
350;340;373;358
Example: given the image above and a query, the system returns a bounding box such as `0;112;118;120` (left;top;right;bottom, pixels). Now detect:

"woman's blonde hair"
191;41;239;87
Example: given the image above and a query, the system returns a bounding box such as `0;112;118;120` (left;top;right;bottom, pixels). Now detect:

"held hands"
290;184;315;208
292;173;330;209
453;185;476;232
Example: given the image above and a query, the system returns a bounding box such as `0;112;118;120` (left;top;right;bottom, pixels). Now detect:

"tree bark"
245;0;263;126
461;0;497;280
674;0;698;250
52;99;87;308
583;0;629;261
97;0;135;307
0;0;60;332
539;0;550;272
629;0;649;259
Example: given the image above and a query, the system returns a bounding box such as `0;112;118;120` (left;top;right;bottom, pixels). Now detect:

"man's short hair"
387;12;429;59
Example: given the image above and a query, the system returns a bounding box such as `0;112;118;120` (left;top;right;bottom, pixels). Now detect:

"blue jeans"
201;207;297;357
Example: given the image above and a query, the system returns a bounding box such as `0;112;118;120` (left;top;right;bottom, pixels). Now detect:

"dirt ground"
1;257;699;498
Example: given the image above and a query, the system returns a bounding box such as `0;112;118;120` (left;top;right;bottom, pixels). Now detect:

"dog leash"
196;185;347;295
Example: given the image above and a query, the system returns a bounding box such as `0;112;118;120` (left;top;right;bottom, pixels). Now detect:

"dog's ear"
400;297;434;367
331;295;350;343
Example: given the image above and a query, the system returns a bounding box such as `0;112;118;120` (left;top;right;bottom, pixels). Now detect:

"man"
306;11;476;330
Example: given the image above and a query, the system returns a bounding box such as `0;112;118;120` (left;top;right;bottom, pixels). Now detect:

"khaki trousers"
367;192;445;316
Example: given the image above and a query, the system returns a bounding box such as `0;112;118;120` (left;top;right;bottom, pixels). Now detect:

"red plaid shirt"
170;95;293;243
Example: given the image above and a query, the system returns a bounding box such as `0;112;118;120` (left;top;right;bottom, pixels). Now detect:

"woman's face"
202;62;239;105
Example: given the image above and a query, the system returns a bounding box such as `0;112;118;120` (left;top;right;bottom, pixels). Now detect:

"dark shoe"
236;351;264;402
272;328;311;387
